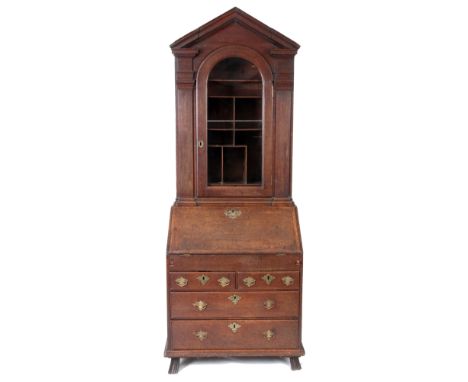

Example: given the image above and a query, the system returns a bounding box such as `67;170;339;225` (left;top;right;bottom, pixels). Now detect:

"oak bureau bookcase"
165;8;304;374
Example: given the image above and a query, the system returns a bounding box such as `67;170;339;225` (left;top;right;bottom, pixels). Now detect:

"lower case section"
170;319;299;350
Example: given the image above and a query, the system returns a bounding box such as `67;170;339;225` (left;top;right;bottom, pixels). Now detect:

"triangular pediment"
170;7;299;51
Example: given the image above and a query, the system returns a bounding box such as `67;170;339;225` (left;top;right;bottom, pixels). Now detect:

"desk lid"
167;205;302;255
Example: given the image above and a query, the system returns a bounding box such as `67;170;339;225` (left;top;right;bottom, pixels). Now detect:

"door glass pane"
207;57;262;186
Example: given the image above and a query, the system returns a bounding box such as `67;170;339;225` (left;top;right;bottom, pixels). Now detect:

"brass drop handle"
263;329;275;341
282;275;295;286
243;276;256;287
175;276;188;287
193;330;207;341
192;300;207;311
264;299;275;310
224;208;241;219
217;276;230;287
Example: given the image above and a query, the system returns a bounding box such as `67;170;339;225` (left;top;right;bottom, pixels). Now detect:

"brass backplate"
192;300;207;311
224;208;241;219
243;276;256;287
217;276;230;287
175;276;188;287
263;329;275;340
282;275;295;286
193;330;207;341
264;299;275;310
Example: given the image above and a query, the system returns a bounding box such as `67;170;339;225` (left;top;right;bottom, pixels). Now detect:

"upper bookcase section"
171;8;300;203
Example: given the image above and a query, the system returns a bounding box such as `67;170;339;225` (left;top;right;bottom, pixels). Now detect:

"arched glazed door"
196;46;273;198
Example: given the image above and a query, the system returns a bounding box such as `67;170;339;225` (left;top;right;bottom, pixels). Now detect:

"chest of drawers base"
165;252;304;373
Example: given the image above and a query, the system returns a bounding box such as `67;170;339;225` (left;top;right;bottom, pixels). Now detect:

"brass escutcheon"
175;276;188;287
263;329;275;340
262;273;276;285
264;299;275;310
217;276;230;287
243;276;256;287
224;208;241;219
228;294;241;304
192;300;207;311
193;330;207;341
282;275;295;286
197;274;210;285
228;322;241;333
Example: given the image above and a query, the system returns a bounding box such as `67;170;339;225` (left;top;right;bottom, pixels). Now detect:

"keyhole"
262;273;276;285
197;274;210;285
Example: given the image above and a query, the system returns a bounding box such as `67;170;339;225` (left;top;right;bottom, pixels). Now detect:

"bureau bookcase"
165;8;304;373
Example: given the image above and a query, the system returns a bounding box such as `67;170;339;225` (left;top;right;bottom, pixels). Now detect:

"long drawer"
168;253;302;271
170;291;299;319
171;319;299;350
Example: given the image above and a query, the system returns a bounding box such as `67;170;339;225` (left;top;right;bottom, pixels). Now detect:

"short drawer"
168;253;302;271
170;291;299;319
237;271;300;290
171;319;299;350
169;272;236;291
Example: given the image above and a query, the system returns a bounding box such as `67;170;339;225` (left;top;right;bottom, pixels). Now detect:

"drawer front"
168;253;302;271
171;319;299;350
237;271;300;290
169;272;236;291
170;291;299;319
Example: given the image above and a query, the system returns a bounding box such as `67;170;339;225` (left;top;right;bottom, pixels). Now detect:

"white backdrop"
1;1;467;381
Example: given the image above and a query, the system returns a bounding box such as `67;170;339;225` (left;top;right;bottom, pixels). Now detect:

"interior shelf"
208;95;262;99
209;78;261;81
207;58;263;186
208;120;261;123
208;128;261;131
